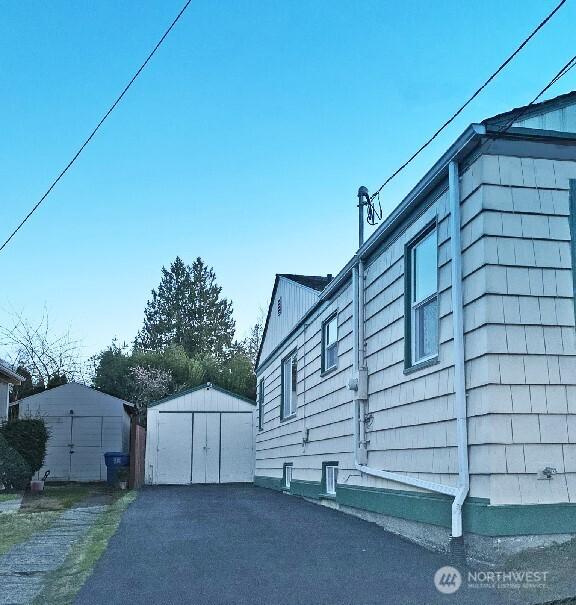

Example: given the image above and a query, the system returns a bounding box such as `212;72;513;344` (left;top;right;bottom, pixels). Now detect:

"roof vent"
277;297;282;316
327;274;333;280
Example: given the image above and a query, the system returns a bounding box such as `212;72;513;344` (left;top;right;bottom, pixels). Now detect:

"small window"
283;463;293;489
277;297;282;316
322;314;338;372
258;380;264;431
325;465;338;495
281;351;297;419
406;225;438;367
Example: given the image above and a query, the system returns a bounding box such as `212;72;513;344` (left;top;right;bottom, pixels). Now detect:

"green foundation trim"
255;476;576;537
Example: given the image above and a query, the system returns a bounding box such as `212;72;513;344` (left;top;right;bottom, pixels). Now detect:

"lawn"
0;492;22;502
0;483;120;556
32;491;136;605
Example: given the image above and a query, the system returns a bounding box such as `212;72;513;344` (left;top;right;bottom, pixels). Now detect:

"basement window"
281;351;298;419
325;465;338;496
321;313;338;373
405;223;438;369
258;380;264;431
283;463;293;489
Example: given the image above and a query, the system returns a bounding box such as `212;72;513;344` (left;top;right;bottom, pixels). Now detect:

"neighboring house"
254;91;576;559
0;359;23;423
15;382;133;482
145;382;256;485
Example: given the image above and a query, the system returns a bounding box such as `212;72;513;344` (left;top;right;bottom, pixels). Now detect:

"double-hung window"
322;313;338;373
406;224;439;368
258;380;264;431
281;351;298;419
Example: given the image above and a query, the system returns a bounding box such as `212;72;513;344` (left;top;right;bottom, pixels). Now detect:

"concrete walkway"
0;503;106;605
76;485;519;605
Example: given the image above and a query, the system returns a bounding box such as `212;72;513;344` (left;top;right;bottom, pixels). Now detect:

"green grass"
0;483;121;556
0;510;61;556
20;484;96;512
32;491;137;605
0;492;22;502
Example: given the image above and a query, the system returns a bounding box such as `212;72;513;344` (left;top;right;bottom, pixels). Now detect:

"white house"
16;382;132;482
0;359;24;423
254;91;576;559
145;382;256;485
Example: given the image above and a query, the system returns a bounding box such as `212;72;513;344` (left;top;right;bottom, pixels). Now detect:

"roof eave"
256;123;485;373
0;366;25;385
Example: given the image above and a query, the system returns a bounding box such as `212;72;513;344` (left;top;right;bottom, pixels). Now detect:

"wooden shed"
145;383;256;485
16;382;132;482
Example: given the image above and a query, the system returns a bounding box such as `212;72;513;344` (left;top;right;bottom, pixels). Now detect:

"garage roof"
148;382;256;408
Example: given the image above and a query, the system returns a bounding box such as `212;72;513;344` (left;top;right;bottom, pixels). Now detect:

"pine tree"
134;257;235;358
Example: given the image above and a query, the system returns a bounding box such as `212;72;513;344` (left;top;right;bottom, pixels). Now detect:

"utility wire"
494;54;576;133
368;0;568;202
0;0;193;254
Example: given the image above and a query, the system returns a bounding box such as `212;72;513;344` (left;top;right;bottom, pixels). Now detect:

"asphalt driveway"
75;485;515;605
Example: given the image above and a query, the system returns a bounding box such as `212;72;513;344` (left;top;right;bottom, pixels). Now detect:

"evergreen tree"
134;257;235;358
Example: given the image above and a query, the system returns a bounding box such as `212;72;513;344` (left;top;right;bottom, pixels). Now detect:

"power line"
494;54;576;133
0;0;193;254
368;0;568;202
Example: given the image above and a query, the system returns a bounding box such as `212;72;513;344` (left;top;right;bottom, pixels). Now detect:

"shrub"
0;418;49;478
0;434;30;490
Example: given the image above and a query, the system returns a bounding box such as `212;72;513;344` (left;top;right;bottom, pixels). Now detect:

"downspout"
350;167;470;543
448;160;469;548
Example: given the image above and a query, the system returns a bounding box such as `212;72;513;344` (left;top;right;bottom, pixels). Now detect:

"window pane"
326;344;337;369
416;297;438;360
326;317;337;347
290;355;297;415
282;358;292;417
413;230;437;303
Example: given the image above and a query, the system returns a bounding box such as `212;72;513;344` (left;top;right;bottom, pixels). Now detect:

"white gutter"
350;160;469;536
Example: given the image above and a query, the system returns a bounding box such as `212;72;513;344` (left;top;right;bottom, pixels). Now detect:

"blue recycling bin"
104;452;130;485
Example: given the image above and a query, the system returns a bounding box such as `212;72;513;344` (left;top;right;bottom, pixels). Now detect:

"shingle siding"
256;143;576;516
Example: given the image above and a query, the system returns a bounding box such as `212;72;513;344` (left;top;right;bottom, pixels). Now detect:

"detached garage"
145;383;255;485
15;382;132;482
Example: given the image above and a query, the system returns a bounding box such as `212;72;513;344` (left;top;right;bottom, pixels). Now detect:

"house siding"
255;121;576;541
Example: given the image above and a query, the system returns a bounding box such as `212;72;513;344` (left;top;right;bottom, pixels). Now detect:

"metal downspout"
449;160;470;542
350;162;470;542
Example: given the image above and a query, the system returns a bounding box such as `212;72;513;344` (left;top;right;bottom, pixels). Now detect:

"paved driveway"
76;485;513;605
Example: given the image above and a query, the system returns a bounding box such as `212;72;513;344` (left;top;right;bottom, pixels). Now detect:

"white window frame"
258;380;264;431
281;351;298;419
322;313;338;373
284;464;292;489
325;465;338;496
408;226;439;367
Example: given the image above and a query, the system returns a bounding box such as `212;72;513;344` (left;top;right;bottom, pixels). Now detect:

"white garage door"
155;412;253;484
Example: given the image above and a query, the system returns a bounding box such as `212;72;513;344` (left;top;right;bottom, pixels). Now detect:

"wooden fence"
129;417;146;490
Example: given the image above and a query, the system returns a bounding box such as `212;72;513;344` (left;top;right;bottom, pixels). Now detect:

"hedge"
0;418;49;489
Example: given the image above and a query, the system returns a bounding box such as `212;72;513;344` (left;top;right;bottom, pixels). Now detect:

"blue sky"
1;0;575;363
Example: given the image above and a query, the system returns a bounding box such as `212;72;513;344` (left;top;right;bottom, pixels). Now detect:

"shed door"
220;413;254;483
42;417;73;481
70;417;103;481
157;413;192;484
191;413;220;484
